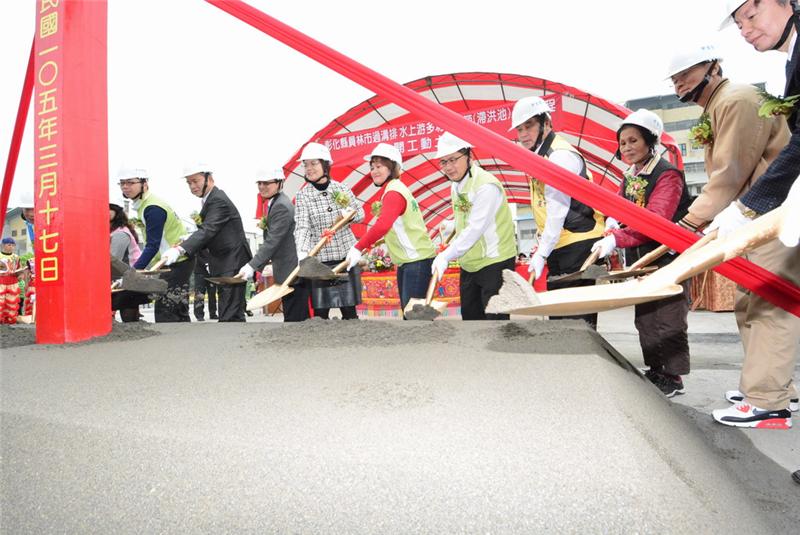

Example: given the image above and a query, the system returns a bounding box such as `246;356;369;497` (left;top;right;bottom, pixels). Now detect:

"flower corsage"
757;89;800;118
257;215;268;231
624;173;648;207
454;192;472;213
331;190;351;209
190;211;203;226
689;113;713;146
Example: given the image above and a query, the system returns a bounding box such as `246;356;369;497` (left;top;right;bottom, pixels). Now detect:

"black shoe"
195;317;204;322
245;310;253;317
651;372;685;398
792;470;800;485
209;315;218;320
642;368;662;384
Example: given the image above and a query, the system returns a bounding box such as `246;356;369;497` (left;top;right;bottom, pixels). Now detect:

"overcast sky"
0;0;789;228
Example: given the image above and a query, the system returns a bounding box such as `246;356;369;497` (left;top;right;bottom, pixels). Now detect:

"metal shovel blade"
246;284;294;311
206;276;247;285
597;266;659;282
403;297;447;320
296;257;345;280
121;270;168;294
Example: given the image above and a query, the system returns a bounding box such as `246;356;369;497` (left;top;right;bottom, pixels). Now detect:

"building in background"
2;208;31;255
625;83;766;197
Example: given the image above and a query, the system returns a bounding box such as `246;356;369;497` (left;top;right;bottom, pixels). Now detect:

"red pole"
204;0;800;316
33;0;110;343
0;38;34;237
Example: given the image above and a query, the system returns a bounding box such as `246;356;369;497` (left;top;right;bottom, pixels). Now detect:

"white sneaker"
712;402;792;429
725;390;799;412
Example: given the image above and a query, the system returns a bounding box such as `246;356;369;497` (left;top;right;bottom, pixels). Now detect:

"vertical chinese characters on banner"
35;0;62;285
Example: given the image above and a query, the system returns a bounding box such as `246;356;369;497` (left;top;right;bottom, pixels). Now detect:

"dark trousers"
397;257;434;313
546;238;599;329
193;269;218;320
282;282;310;322
459;257;515;320
635;280;691;376
214;268;247;322
154;257;194;323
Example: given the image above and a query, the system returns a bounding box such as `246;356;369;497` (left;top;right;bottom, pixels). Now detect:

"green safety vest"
452;163;517;272
382;180;435;265
136;191;187;267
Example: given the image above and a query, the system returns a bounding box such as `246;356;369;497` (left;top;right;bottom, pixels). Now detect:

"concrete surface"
2;311;799;533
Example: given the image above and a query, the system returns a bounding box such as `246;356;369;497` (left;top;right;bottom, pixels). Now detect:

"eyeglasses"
257;180;281;186
118;180;143;187
438;154;466;168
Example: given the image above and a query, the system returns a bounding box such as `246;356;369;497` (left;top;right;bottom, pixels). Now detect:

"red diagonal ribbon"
205;0;800;317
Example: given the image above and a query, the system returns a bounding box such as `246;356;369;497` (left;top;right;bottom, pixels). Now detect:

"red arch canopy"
283;72;683;234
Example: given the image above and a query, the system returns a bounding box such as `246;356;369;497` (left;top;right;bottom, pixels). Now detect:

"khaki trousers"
736;238;800;410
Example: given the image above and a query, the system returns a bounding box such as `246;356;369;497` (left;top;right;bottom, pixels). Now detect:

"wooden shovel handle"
579;247;601;272
308;208;356;257
627;230;718;272
425;270;440;305
149;256;169;271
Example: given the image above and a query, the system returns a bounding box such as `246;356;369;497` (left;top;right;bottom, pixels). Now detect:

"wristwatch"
735;200;758;220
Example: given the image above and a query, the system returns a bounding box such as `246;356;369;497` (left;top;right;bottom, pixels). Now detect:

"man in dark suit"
192;249;218;321
236;168;309;322
162;164;252;322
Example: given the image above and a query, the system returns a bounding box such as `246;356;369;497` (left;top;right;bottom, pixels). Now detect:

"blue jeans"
397;257;433;312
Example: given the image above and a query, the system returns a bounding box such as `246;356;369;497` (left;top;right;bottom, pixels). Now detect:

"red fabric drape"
205;0;800;317
0;38;34;237
255;193;268;219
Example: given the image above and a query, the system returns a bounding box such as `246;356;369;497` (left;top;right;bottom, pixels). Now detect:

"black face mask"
679;61;718;104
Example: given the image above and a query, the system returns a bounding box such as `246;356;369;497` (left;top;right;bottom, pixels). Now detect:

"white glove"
346;246;363;271
604;217;620;232
431;253;450;278
705;201;751;239
237;263;255;280
528;252;546;280
439;219;455;238
779;179;800;247
297;250;308;261
591;234;617;259
161;247;181;266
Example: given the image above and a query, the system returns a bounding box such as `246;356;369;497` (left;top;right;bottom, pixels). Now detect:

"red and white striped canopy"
283;72;682;234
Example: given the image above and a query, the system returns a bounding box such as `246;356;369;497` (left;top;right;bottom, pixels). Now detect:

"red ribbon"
321;229;335;243
205;0;800;317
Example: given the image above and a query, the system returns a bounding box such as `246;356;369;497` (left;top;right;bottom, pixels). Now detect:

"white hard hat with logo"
297;142;333;163
618;109;664;141
256;168;286;182
182;163;212;177
719;0;747;30
115;167;149;182
665;44;721;79
509;96;552;130
364;142;403;170
435;132;472;159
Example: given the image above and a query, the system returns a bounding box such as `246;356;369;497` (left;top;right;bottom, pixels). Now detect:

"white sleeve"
443;183;503;261
536;149;582;258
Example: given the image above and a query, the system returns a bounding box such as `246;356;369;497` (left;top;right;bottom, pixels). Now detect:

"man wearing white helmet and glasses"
510;96;605;329
431;132;517;320
702;0;800;430
118;167;194;322
593;110;693;398
346;143;436;317
236;167;309;322
163;165;252;322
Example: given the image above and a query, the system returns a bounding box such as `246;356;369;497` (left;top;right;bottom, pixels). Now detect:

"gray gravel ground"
2;319;797;533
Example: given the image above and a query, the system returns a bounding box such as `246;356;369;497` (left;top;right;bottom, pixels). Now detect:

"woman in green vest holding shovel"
346;143;436;317
430;133;517;320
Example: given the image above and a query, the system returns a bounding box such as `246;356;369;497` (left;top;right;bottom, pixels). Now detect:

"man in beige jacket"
667;43;799;428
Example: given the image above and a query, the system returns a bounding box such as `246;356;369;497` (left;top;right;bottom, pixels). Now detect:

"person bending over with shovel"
345;143;436;318
294;142;365;320
430;133;517;321
236;168;309;322
591;110;693;398
510;96;606;329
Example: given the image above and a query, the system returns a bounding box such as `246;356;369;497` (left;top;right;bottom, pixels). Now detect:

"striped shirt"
294;180;365;262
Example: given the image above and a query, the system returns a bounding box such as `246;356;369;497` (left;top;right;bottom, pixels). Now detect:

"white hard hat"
618;109;664;141
435;132;472;159
665;44;721;79
182;163;212;177
256;167;286;182
297;142;333;163
509;96;552;130
719;0;747;30
18;191;34;209
364;142;403;170
115;166;149;182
